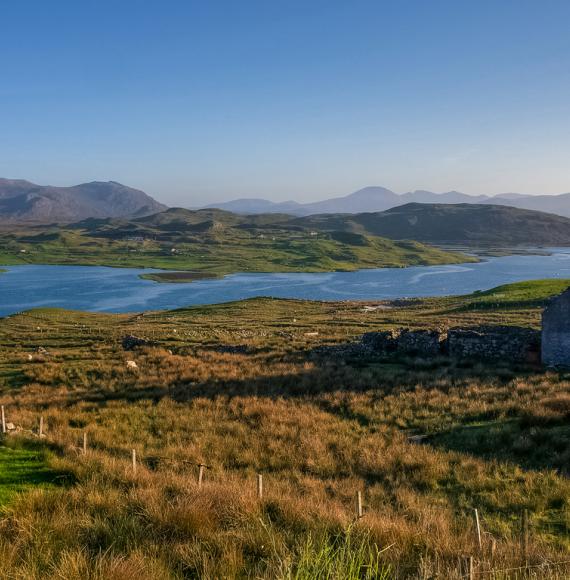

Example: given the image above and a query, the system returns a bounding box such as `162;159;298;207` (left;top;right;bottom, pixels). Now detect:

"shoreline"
0;253;480;283
1;245;562;282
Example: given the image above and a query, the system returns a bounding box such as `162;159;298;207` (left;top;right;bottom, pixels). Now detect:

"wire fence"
2;408;570;580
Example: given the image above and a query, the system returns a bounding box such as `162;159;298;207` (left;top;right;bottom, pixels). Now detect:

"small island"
139;271;220;283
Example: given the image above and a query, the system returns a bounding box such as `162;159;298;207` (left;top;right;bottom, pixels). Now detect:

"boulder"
122;335;152;351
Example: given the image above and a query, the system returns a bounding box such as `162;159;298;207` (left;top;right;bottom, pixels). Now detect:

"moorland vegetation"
0;280;568;577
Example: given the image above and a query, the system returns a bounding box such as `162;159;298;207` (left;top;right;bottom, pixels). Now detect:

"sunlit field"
0;280;568;578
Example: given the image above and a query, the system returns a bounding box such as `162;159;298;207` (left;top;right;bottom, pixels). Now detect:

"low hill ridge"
294;203;570;245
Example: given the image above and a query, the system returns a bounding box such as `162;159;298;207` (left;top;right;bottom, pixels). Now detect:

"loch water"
1;249;569;316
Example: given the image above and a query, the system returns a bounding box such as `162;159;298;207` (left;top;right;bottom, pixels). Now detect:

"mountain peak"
0;179;166;223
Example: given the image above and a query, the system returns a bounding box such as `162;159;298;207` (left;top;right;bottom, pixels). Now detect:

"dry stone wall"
447;326;540;362
315;325;540;364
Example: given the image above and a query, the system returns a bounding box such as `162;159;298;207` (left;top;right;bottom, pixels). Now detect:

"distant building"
542;286;570;367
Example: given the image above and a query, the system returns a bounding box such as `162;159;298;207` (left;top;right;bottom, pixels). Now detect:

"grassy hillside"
460;279;570;309
2;203;568;275
294;203;570;246
0;208;474;274
0;280;568;577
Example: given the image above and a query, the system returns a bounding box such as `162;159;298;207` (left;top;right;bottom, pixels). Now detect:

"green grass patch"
0;441;66;505
285;527;392;579
459;279;570;310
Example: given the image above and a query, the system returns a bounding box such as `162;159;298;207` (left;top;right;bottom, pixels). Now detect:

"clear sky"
1;0;569;206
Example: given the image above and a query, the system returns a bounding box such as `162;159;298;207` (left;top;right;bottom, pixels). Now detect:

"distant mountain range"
0;179;166;222
204;186;570;218
2;178;570;225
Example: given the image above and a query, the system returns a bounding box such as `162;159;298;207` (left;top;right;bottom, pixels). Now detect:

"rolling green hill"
0;207;473;275
293;203;570;245
3;202;568;276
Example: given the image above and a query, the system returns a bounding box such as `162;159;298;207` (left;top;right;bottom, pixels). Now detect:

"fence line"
466;558;570;578
1;412;569;579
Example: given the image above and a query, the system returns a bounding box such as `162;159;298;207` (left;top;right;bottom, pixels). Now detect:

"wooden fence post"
198;464;205;488
356;491;363;519
1;405;5;434
39;416;44;437
82;432;88;455
467;556;474;580
257;474;263;499
522;509;529;562
474;508;482;552
132;449;137;474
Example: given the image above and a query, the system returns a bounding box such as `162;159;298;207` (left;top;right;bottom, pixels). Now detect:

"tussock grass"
0;281;568;577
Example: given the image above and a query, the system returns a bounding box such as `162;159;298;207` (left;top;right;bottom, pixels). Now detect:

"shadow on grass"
0;438;75;505
49;353;543;409
427;418;570;476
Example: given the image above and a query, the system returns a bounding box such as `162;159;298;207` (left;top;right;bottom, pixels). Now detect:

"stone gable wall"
542;288;570;368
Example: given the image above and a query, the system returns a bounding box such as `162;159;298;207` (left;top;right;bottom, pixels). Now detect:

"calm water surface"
1;249;570;316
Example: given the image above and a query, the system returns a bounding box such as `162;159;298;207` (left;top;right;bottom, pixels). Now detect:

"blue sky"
1;0;569;205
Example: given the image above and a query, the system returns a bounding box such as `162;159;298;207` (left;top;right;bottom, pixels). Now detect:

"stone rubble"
314;325;541;363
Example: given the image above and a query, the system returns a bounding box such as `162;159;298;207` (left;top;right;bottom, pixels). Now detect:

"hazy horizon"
1;0;569;206
2;177;569;208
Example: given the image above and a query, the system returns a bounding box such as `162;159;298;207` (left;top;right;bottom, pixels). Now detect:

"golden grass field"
0;280;568;578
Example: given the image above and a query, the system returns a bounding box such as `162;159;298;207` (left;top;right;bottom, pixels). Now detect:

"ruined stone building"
542;286;570;368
